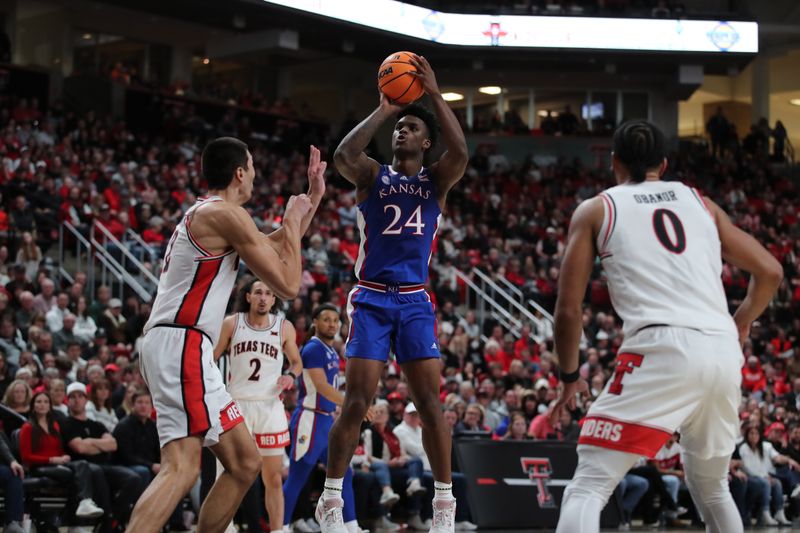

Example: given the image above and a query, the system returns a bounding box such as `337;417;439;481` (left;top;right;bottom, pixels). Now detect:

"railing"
470;268;554;340
58;221;157;302
452;267;554;344
91;222;160;288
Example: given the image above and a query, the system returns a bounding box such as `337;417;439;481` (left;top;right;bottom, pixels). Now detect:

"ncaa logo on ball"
379;66;394;79
707;22;739;51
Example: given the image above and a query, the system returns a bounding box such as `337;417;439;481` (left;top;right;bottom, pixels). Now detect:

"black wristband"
285;371;297;380
560;368;580;384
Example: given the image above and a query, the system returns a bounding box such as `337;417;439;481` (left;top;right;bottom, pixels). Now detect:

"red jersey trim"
175;257;224;326
578;415;672;458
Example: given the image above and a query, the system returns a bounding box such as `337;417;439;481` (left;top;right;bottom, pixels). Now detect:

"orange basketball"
377;51;424;105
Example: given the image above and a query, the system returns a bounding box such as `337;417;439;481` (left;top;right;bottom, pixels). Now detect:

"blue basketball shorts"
344;282;440;364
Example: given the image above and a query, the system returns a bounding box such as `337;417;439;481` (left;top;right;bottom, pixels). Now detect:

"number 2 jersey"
354;164;441;284
597;180;736;337
226;313;285;401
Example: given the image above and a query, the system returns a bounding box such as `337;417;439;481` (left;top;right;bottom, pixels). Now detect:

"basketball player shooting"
215;280;303;533
127;139;326;533
550;120;783;533
316;55;468;533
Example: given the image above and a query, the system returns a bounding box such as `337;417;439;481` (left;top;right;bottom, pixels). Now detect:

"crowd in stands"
0;91;797;530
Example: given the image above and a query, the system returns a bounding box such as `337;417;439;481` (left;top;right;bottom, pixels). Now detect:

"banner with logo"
454;439;622;529
261;0;757;53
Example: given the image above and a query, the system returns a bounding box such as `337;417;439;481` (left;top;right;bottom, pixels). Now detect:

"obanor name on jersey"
632;190;678;204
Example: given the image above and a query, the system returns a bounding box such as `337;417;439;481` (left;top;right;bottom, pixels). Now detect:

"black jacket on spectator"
60;416;111;464
112;414;159;468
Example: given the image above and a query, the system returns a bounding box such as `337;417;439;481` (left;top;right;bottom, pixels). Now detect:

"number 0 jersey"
144;196;239;346
355;165;441;285
597;180;736;337
226;313;285;401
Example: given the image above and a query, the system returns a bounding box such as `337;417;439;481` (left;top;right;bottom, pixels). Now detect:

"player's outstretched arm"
277;320;302;391
333;97;394;192
214;314;236;362
707;197;783;343
410;55;468;195
212;199;311;300
266;145;326;252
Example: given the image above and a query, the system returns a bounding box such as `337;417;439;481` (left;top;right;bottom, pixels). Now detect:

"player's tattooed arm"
410;55;468;200
333;98;394;194
214;314;236;362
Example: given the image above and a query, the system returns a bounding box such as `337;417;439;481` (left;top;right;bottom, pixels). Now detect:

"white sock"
344;520;359;533
433;481;453;500
272;530;284;533
322;477;344;500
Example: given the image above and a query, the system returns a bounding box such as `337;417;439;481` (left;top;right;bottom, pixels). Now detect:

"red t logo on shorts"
608;353;644;395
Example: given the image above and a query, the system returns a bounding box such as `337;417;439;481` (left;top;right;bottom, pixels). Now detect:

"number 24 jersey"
354;165;441;285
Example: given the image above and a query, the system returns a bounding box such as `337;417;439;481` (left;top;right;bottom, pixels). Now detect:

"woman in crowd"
74;296;97;344
503;412;531;441
46;378;68;419
15;232;42;280
454;404;491;435
86;378;118;432
737;424;798;526
19;392;105;525
0;379;31;437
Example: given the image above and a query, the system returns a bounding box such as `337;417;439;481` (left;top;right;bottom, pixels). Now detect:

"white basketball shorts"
579;325;743;459
236;398;290;457
141;325;244;448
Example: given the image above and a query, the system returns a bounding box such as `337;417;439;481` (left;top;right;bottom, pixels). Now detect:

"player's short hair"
201;137;250;190
312;303;341;321
612;120;665;183
397;104;439;150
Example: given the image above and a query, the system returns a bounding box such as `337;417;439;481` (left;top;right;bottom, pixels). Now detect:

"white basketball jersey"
144;196;239;345
597;180;736;337
226;313;285;401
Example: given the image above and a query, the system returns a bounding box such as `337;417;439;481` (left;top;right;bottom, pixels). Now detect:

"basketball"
378;51;424;105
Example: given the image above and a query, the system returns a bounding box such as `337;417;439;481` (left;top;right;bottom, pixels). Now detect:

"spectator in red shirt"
742;356;767;397
95;204;125;241
19;392;105;519
484;340;512;373
141;217;166;246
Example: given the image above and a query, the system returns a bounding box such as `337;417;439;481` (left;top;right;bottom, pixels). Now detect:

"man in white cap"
393;403;476;531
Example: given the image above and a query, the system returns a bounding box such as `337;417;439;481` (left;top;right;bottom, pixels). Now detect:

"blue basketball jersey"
297;337;339;414
354;164;441;285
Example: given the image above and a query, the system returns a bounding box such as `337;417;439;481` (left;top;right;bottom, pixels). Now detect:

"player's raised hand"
549;378;588;427
379;90;403;111
283;194;313;229
408;55;440;97
307;145;327;203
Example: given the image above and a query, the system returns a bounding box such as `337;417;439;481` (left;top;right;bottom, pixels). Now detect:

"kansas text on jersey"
355;165;441;285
